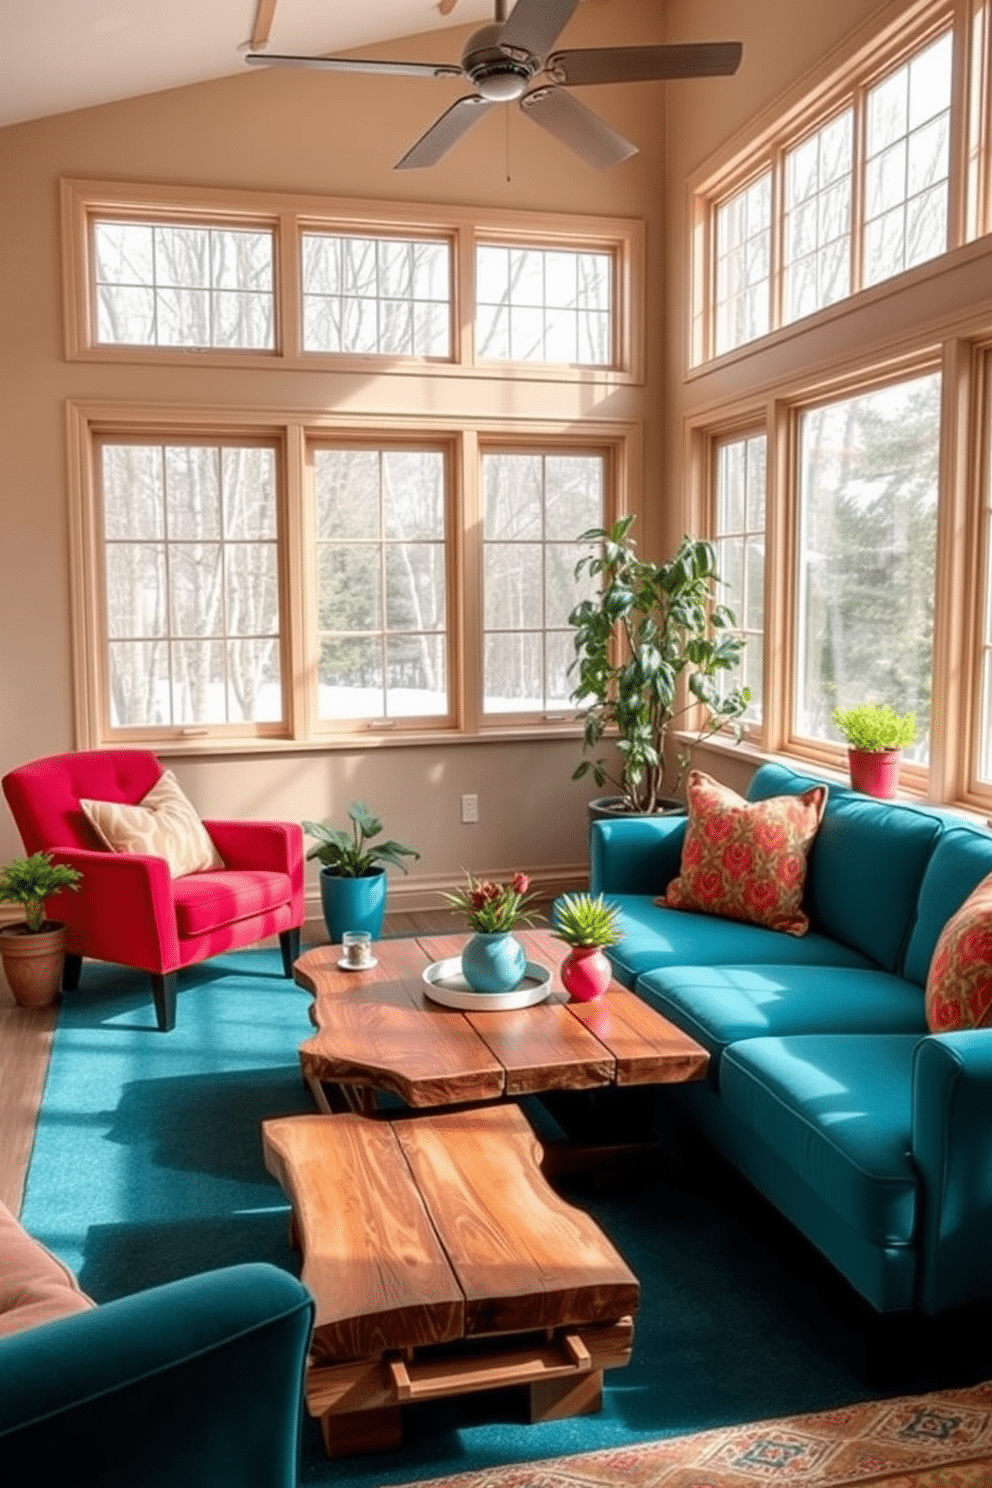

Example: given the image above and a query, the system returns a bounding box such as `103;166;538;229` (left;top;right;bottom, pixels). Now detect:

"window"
301;233;451;357
93;220;274;349
714;433;766;722
311;446;448;723
696;20;968;362
784;112;853;323
99;441;282;730
978;375;992;783
714;174;771;356
794;373;940;759
475;244;613;365
66;182;642;378
863;32;952;285
481;451;604;714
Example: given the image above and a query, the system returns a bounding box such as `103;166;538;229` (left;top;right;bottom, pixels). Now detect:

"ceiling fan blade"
520;87;637;168
498;0;582;64
395;94;497;169
244;52;463;81
547;41;743;87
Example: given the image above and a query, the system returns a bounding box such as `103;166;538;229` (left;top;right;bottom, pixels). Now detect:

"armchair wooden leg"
150;972;177;1032
62;953;82;991
279;928;301;978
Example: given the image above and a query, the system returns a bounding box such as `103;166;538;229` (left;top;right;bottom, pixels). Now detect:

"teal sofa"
585;761;992;1318
0;1198;315;1485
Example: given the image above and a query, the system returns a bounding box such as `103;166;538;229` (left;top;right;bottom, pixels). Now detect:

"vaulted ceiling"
0;0;505;128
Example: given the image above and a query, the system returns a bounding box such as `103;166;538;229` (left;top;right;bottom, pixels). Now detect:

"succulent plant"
553;891;622;948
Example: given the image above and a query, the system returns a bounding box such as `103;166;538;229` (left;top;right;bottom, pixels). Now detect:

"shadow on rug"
393;1384;992;1488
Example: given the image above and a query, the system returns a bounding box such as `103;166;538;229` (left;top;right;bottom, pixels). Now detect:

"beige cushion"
80;768;223;879
0;1199;95;1338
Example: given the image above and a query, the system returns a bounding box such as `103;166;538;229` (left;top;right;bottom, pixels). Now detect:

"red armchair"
1;750;305;1032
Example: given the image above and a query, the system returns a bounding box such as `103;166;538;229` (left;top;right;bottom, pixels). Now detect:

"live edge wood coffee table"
262;1103;640;1457
293;928;709;1116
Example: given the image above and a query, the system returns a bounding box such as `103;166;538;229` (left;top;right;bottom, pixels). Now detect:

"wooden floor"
0;907;478;1219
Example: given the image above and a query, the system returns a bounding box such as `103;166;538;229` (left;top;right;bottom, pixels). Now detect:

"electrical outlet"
461;793;479;824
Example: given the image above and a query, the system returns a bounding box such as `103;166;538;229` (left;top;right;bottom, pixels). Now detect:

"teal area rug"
19;951;981;1486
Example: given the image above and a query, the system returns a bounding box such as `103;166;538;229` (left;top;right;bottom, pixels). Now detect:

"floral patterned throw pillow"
925;873;992;1031
662;770;828;937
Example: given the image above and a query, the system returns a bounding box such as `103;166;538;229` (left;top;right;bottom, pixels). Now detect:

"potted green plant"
302;802;419;946
0;851;83;1007
832;702;917;799
552;891;621;1002
568;517;751;816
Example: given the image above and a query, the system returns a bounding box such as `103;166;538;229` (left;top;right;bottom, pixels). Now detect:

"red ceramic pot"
847;748;902;800
560;944;613;1002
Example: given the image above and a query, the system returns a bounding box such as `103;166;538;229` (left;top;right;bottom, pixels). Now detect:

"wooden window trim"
62;178;644;385
687;0;966;369
67;399;638;755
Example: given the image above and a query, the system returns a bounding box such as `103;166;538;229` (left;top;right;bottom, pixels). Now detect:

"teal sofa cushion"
747;764;942;972
604;896;871;989
902;824;992;987
637;964;926;1077
720;1033;921;1248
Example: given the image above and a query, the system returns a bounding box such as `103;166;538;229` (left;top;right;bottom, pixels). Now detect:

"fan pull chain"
505;103;512;183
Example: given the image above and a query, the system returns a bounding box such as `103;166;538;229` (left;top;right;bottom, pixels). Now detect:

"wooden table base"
262;1103;639;1457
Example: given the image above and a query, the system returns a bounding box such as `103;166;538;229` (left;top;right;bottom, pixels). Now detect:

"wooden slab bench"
262;1102;639;1456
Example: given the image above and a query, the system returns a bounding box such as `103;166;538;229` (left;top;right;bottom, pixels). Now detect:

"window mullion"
851;85;868;295
770;147;785;334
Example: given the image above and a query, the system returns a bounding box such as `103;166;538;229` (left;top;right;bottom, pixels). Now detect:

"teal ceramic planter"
461;931;526;994
319;867;387;944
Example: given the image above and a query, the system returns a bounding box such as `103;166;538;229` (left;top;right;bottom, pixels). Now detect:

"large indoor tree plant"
569;517;751;815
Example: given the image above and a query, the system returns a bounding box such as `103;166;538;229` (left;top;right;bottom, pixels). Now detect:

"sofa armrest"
589;814;688;896
911;1032;992;1314
203;819;303;879
0;1262;314;1488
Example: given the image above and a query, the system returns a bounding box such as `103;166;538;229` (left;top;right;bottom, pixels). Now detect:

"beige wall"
0;0;673;911
4;0;983;913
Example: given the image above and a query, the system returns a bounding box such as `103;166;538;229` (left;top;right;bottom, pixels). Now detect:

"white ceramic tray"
422;957;552;1011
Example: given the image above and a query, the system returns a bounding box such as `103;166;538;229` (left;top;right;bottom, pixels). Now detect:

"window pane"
301;232;451;358
93;220;275;350
977;389;992;782
714;432;766;723
714;173;771;354
313;447;447;722
784;111;853;323
482;451;604;714
863;33;952;285
795;375;940;759
100;443;281;728
475;244;614;366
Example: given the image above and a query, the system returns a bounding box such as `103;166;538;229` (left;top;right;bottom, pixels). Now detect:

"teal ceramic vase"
319;867;387;944
461;931;526;994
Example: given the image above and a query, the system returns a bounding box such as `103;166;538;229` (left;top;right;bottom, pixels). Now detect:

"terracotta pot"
560;944;613;1002
0;921;67;1006
847;748;902;800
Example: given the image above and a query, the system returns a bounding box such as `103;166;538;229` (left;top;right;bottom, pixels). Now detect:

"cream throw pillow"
80;769;223;878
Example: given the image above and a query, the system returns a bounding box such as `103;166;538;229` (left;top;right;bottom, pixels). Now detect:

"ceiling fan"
244;0;742;171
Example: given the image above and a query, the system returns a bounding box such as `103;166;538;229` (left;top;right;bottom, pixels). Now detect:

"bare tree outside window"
714;173;772;354
94;221;274;349
476;246;612;366
314;448;448;720
795;374;940;759
101;443;282;728
784;111;853;323
714;433;766;721
864;32;952;286
302;234;450;357
482;452;604;713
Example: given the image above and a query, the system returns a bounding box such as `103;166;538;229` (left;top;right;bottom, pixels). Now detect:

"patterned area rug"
395;1384;992;1488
